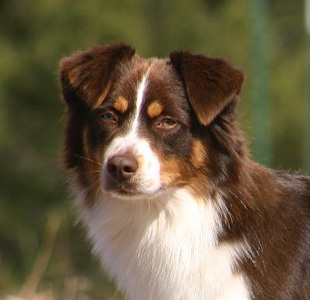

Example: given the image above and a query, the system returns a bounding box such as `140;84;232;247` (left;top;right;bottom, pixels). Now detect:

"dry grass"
2;214;124;300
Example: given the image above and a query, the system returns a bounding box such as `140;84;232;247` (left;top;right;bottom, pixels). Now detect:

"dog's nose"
107;154;138;181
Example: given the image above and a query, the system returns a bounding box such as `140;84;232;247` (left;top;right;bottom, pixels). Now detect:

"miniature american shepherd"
59;44;310;300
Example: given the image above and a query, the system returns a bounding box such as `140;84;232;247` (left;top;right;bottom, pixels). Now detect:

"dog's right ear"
59;44;135;110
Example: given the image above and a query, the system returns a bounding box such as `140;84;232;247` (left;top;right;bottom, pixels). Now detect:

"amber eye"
158;117;177;129
100;111;117;123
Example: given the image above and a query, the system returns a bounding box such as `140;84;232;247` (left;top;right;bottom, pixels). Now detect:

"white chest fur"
79;188;251;300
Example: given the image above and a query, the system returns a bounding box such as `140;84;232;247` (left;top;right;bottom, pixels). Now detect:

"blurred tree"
250;0;271;166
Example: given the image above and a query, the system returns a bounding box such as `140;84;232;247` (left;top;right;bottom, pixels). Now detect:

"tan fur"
113;96;129;114
191;139;207;169
147;101;164;119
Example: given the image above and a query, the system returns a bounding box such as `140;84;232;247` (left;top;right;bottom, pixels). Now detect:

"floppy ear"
59;44;135;110
170;51;244;126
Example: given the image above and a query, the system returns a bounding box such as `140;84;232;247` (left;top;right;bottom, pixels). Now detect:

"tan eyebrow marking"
147;101;164;119
113;96;129;113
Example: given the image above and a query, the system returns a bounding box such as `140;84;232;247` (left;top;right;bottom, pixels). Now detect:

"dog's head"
59;44;245;203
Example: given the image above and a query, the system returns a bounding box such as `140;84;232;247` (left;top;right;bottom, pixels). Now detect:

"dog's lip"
103;186;166;201
115;187;140;196
103;183;143;196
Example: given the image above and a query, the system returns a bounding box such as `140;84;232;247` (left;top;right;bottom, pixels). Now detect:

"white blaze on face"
130;70;149;134
102;68;162;195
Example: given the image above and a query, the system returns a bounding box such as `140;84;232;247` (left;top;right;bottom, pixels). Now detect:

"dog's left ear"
170;51;244;126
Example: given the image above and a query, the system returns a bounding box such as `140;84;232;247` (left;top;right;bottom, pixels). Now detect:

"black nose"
107;154;138;182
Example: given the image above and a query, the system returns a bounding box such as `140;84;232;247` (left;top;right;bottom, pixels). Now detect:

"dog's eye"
100;111;117;123
157;117;177;129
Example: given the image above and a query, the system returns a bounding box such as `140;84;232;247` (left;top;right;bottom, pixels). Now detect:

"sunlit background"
1;0;309;299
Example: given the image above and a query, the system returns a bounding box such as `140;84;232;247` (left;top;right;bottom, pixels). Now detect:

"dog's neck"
77;187;252;300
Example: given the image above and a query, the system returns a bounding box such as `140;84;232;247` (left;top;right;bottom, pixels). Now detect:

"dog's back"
59;44;310;300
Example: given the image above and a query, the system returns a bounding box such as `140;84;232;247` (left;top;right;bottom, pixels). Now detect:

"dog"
59;44;310;300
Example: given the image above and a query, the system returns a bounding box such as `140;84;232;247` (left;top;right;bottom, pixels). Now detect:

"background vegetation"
0;0;308;299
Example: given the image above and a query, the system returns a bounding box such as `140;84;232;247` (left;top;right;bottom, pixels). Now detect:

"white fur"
130;69;149;134
78;189;252;300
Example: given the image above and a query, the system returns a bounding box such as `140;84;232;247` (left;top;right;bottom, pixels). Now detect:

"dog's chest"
81;190;251;300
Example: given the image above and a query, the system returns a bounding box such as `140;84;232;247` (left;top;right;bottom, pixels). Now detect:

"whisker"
74;154;103;166
78;170;102;175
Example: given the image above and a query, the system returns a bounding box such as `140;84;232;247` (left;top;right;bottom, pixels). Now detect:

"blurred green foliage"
0;0;308;299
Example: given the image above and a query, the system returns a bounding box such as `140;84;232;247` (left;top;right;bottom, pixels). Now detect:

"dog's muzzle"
103;153;139;194
102;137;162;196
107;154;138;182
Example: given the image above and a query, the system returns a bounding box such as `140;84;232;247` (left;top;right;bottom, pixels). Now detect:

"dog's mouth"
101;170;166;201
102;184;167;202
103;179;164;198
104;182;141;196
